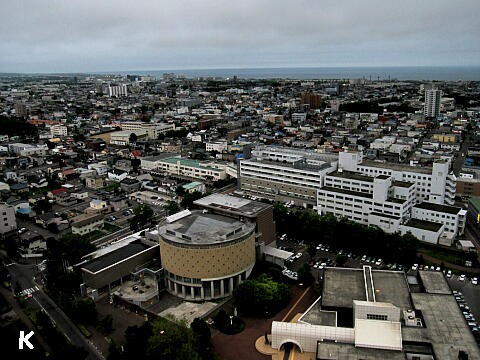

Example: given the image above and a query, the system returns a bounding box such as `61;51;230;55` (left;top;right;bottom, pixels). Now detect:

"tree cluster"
108;317;214;360
130;204;156;231
274;204;419;264
233;274;290;317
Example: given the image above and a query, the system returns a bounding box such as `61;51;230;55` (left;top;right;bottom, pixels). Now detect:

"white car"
296;252;303;258
411;264;418;271
472;277;478;285
375;259;383;266
459;274;466;281
446;270;452;278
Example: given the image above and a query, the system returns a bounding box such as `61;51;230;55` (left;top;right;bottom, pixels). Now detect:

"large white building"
107;84;128;97
239;146;338;207
141;155;227;182
8;143;48;156
338;151;456;205
119;122;175;140
317;151;465;244
424;89;441;118
49;124;68;137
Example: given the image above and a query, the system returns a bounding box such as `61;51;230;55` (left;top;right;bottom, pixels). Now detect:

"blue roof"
16;207;32;214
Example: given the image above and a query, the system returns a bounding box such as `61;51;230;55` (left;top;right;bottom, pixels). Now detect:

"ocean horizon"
98;65;480;81
2;65;479;81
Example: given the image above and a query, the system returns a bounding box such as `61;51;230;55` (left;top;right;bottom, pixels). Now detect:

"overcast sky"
1;0;479;73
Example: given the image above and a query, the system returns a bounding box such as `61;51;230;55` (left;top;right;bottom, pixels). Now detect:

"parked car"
472;277;478;285
411;264;418;271
446;270;452;278
459;274;466;281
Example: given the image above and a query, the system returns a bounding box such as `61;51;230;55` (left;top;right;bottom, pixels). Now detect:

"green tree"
335;254;348;267
233;274;290;317
180;191;204;209
130;204;156;231
129;132;138;144
298;264;314;285
99;314;114;334
71;298;97;325
165;201;181;215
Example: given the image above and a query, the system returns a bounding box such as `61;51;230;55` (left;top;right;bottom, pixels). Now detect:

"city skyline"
1;0;479;73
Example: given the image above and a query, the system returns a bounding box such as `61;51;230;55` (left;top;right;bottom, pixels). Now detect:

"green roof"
469;197;480;213
182;181;203;190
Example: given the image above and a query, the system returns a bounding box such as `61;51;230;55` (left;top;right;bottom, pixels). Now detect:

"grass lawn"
103;222;122;233
418;245;467;265
83;230;105;241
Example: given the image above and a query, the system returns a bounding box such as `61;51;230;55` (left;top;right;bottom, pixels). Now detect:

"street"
1;253;104;360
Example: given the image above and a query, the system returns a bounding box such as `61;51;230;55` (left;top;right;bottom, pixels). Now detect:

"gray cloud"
1;0;479;72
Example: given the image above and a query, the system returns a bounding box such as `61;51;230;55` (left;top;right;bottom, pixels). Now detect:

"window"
367;314;388;321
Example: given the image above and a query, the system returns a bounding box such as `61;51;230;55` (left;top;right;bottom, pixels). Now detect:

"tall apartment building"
238;146;338;207
120;122;175;140
300;92;322;109
0;203;16;235
424;89;441;118
49;124;68;137
317;151;464;244
108;84;128;97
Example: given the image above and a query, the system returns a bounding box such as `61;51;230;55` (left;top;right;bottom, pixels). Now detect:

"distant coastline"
1;65;479;81
98;66;480;81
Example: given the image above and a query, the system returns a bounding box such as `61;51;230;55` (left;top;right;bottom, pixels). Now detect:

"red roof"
50;188;67;195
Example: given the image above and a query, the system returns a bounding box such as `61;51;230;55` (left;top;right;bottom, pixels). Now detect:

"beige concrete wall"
160;233;255;279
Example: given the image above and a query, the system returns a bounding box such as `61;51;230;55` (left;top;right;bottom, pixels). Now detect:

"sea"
102;66;480;81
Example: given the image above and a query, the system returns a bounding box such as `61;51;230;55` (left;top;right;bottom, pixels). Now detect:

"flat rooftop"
316;342;405;360
244;157;331;172
403;218;443;232
329;171;374;183
418;270;451;294
320;186;373;199
82;241;151;273
160;211;255;246
299;298;337;326
411;293;480;360
362;160;432;174
193;193;271;217
322;268;411;310
414;202;461;215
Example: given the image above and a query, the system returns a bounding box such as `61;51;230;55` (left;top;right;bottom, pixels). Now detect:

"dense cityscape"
0;72;479;359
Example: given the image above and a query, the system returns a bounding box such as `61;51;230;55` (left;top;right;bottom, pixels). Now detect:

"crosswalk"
18;286;39;297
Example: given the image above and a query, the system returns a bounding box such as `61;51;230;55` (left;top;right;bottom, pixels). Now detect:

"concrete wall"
159;233;255;280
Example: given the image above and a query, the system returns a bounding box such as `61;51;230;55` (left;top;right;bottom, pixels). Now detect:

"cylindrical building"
158;210;256;300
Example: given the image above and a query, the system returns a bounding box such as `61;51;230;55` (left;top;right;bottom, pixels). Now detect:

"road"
2;254;104;360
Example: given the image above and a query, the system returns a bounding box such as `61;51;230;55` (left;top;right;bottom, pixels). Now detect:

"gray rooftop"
414;202;462;215
362;160;432;174
82;242;151;273
418;270;451;294
410;293;480;360
193;193;270;217
322;268;411;310
329;171;374;183
160;211;255;246
316;342;405;360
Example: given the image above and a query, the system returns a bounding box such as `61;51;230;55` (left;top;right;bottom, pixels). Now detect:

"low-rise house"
120;177;141;193
107;168;128;182
71;214;104;235
86;176;105;189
